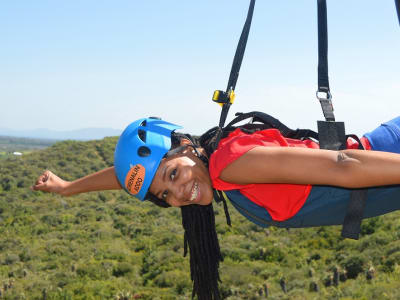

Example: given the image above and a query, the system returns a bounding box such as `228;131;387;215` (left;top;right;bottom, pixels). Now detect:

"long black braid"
181;204;222;300
146;130;232;299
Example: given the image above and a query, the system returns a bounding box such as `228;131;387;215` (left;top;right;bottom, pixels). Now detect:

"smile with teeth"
190;182;199;201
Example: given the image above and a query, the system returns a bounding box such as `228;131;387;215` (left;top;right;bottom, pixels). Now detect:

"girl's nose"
169;166;192;201
169;181;185;200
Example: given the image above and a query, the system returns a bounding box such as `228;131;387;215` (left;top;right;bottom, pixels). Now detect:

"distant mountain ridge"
0;127;122;141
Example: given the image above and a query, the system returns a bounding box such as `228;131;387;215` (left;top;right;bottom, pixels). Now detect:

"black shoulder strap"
225;112;286;132
226;111;319;140
216;0;256;129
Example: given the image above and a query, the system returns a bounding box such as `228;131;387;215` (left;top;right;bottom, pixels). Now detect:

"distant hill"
0;127;122;141
0;135;58;153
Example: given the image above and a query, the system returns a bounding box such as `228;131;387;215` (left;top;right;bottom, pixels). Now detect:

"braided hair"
147;116;288;298
146;131;231;299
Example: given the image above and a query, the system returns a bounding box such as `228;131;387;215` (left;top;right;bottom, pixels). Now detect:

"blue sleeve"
363;116;400;153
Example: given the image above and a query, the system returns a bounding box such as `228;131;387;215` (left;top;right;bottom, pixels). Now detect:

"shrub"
112;262;133;277
19;248;32;262
77;263;110;280
221;246;247;262
382;252;400;273
307;253;321;264
342;256;365;279
250;246;285;262
53;271;72;288
114;204;134;216
360;217;383;235
17;178;30;188
41;214;62;227
1;176;15;191
5;253;20;265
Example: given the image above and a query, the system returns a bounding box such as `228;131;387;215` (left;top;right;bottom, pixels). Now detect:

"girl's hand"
31;170;69;196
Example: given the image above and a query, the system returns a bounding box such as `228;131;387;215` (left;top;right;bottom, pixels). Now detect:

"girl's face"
149;145;213;207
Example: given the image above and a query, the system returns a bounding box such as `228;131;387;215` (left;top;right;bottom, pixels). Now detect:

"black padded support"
317;121;346;150
342;190;368;240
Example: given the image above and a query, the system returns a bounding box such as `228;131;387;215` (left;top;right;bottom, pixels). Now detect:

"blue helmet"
114;118;182;200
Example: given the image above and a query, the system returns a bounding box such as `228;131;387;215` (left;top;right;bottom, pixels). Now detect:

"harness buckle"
316;89;335;121
316;89;332;101
212;90;235;107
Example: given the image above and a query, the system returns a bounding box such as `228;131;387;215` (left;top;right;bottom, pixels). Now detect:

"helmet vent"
139;120;147;127
138;129;146;142
138;146;151;157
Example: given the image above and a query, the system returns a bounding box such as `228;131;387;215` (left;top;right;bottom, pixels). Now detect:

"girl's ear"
179;138;199;157
179;138;192;146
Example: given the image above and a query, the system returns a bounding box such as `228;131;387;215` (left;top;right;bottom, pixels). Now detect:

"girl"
33;115;400;300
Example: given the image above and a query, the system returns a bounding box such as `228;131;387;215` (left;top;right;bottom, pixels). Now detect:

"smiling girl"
33;116;400;299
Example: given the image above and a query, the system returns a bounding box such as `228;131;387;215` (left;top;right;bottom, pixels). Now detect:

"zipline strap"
316;0;366;240
316;0;335;122
396;0;400;25
226;0;255;95
213;0;256;128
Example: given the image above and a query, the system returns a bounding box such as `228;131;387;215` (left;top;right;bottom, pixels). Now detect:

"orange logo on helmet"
125;164;146;195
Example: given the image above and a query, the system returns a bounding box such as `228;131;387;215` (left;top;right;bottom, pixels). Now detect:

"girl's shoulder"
209;128;289;182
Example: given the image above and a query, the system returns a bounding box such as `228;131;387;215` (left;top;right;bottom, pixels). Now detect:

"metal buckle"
316;89;335;121
316;89;332;101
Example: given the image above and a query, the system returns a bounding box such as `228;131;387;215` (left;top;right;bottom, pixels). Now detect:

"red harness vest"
209;128;371;221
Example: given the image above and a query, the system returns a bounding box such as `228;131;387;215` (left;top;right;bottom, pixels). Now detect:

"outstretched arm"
32;167;122;196
220;147;400;188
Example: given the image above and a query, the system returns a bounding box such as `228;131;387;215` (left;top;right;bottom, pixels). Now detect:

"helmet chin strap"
193;147;209;166
166;144;209;166
165;145;187;157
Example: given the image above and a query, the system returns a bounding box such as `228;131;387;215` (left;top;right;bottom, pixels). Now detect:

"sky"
0;1;399;136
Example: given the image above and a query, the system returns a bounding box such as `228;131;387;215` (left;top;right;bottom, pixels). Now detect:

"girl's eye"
162;169;177;200
170;169;177;180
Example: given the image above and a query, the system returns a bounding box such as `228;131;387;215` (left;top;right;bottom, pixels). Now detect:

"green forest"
1;137;400;299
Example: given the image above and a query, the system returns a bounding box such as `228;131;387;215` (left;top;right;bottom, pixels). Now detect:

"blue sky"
0;1;399;136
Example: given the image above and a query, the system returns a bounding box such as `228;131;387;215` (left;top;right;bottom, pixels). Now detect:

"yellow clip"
228;90;235;104
212;90;236;107
212;90;221;101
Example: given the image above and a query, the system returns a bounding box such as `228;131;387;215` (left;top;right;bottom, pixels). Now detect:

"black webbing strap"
218;0;256;128
342;2;398;239
317;0;334;122
316;0;366;240
342;190;368;239
317;0;329;93
226;111;319;140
